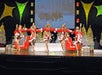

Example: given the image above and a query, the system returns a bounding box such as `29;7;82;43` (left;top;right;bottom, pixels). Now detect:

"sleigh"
65;37;82;51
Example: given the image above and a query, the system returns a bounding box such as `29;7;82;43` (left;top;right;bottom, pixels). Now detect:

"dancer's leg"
31;40;35;52
60;40;65;54
45;40;49;53
17;39;20;51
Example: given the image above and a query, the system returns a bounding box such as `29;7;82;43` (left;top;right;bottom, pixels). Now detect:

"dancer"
14;24;24;51
28;23;42;52
72;26;83;54
16;25;25;39
14;24;20;50
28;23;37;52
57;24;72;53
43;22;52;53
73;26;83;45
57;24;67;53
14;24;19;38
29;23;36;52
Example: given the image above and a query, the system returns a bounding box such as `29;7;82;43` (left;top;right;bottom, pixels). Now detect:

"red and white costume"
28;28;42;42
14;36;30;50
14;29;24;42
65;34;82;51
14;29;20;39
13;27;28;50
73;30;83;45
43;28;55;41
14;28;27;40
56;28;72;41
65;35;76;50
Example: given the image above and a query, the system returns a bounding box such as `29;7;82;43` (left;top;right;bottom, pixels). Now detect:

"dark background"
0;0;34;45
76;0;102;49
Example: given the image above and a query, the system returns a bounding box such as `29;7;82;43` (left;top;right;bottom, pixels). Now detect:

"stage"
0;43;102;56
0;44;102;74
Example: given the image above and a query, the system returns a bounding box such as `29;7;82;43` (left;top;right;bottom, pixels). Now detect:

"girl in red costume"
14;24;19;39
14;24;28;50
43;22;53;52
14;24;19;50
56;24;72;53
73;26;83;45
14;24;24;51
58;24;66;52
65;26;82;51
28;23;42;52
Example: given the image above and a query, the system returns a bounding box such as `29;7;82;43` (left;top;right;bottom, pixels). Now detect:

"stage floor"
0;49;102;56
0;43;102;56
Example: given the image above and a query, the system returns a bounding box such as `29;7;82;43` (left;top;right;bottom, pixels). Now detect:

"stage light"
76;10;79;15
76;2;80;7
30;10;34;15
31;2;34;7
75;1;80;26
76;18;80;23
30;18;34;23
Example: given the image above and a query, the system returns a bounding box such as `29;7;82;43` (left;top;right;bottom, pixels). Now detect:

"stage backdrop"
35;0;75;29
0;0;102;49
75;0;102;49
0;0;34;45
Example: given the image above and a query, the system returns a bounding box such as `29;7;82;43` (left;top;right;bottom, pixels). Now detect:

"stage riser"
0;55;102;73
